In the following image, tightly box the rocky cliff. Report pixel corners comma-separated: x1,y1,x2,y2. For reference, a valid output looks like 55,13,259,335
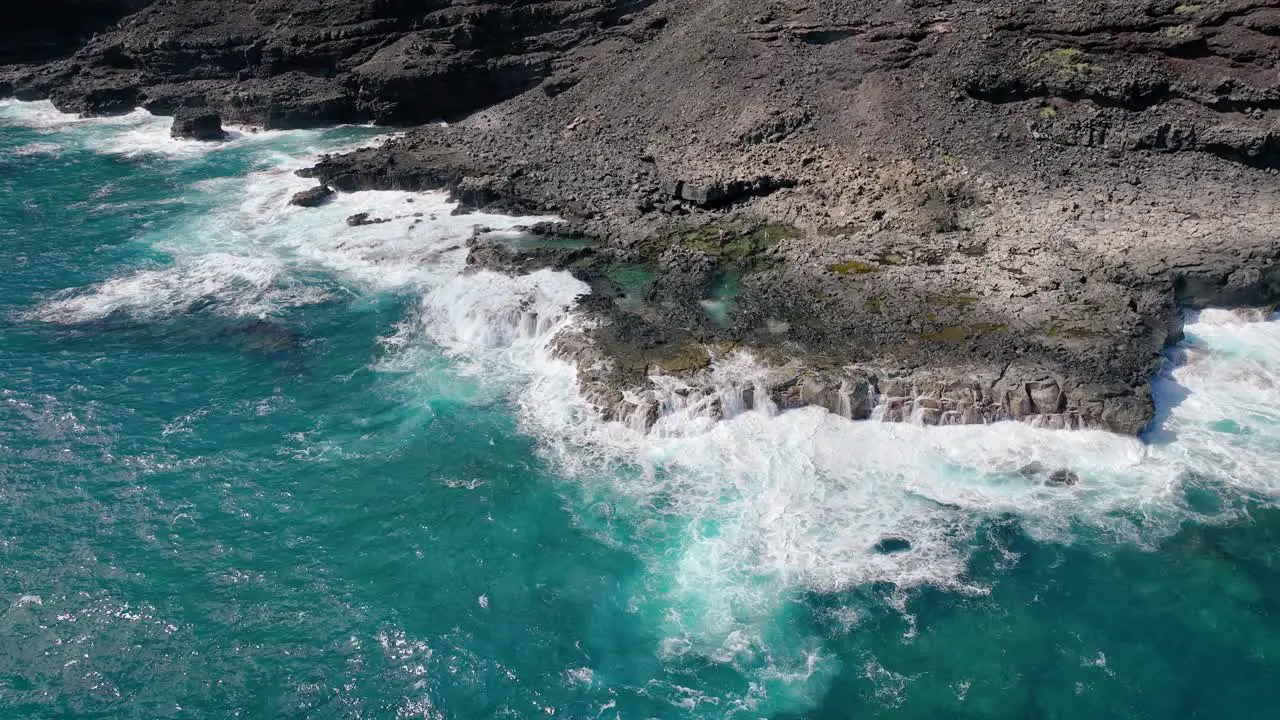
0,1,153,64
6,0,1280,435
2,0,649,125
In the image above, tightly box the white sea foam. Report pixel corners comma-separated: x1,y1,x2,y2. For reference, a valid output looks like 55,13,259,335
11,141,62,157
31,254,322,323
175,168,547,293
0,101,215,158
0,99,392,159
29,151,553,324
23,110,1280,713
409,265,1280,707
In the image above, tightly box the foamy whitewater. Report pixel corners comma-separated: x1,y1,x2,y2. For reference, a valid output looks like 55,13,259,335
4,100,1280,718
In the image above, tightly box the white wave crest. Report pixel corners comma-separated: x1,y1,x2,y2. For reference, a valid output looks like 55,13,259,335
10,141,62,157
20,102,1280,712
30,254,327,323
0,99,393,159
29,141,552,325
423,269,588,356
405,267,1280,707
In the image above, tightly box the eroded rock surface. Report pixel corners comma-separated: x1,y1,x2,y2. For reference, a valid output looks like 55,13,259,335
170,109,226,140
7,0,1280,434
289,185,334,208
1,0,649,126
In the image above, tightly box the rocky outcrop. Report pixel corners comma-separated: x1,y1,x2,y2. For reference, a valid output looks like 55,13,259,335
170,109,226,141
545,314,1156,434
6,0,1280,436
289,185,334,208
0,0,650,127
345,212,389,227
660,176,797,210
0,0,152,65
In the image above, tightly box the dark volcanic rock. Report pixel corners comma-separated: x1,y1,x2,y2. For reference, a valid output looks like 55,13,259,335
67,85,145,117
0,0,151,64
664,176,797,209
316,0,1280,436
1046,469,1081,487
8,0,1280,436
290,185,334,208
2,0,649,127
346,212,389,227
170,110,226,141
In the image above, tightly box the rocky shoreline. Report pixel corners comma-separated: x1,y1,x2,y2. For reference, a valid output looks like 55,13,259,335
5,0,1280,434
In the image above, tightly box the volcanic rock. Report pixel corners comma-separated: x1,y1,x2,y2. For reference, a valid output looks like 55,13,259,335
170,110,226,141
290,185,334,208
345,212,389,227
7,0,1280,435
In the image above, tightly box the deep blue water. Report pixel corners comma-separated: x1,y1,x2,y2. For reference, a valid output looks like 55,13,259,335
3,101,1280,718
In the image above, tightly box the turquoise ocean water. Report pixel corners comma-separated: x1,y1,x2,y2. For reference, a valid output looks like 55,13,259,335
3,100,1280,718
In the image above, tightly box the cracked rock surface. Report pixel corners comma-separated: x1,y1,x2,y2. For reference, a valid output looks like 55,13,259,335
7,0,1280,433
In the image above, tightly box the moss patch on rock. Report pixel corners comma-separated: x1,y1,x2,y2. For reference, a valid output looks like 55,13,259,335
651,343,713,373
927,293,980,307
830,259,880,275
667,220,799,272
1036,48,1095,76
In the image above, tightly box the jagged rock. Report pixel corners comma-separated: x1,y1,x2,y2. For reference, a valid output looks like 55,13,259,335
465,236,593,276
346,212,389,227
290,185,334,208
8,0,1280,437
666,176,797,208
170,110,226,141
1028,379,1065,415
1046,469,1080,487
646,246,718,302
0,0,151,64
525,221,590,239
2,0,651,127
64,84,143,116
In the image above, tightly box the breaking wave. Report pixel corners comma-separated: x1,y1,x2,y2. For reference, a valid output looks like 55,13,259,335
16,98,1280,715
0,99,393,159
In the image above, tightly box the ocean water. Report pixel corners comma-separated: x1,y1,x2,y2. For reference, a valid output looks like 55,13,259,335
3,100,1280,718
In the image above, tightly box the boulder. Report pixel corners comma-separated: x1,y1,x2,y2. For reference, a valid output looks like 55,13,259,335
665,176,797,208
290,185,335,208
170,110,227,141
1046,469,1080,486
1028,379,1065,414
51,84,142,116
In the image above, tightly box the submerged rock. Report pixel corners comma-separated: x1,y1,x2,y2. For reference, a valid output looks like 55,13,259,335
1046,469,1081,487
346,212,389,226
290,185,334,208
874,537,912,554
1016,462,1079,486
1018,462,1047,478
170,110,227,141
218,320,302,354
